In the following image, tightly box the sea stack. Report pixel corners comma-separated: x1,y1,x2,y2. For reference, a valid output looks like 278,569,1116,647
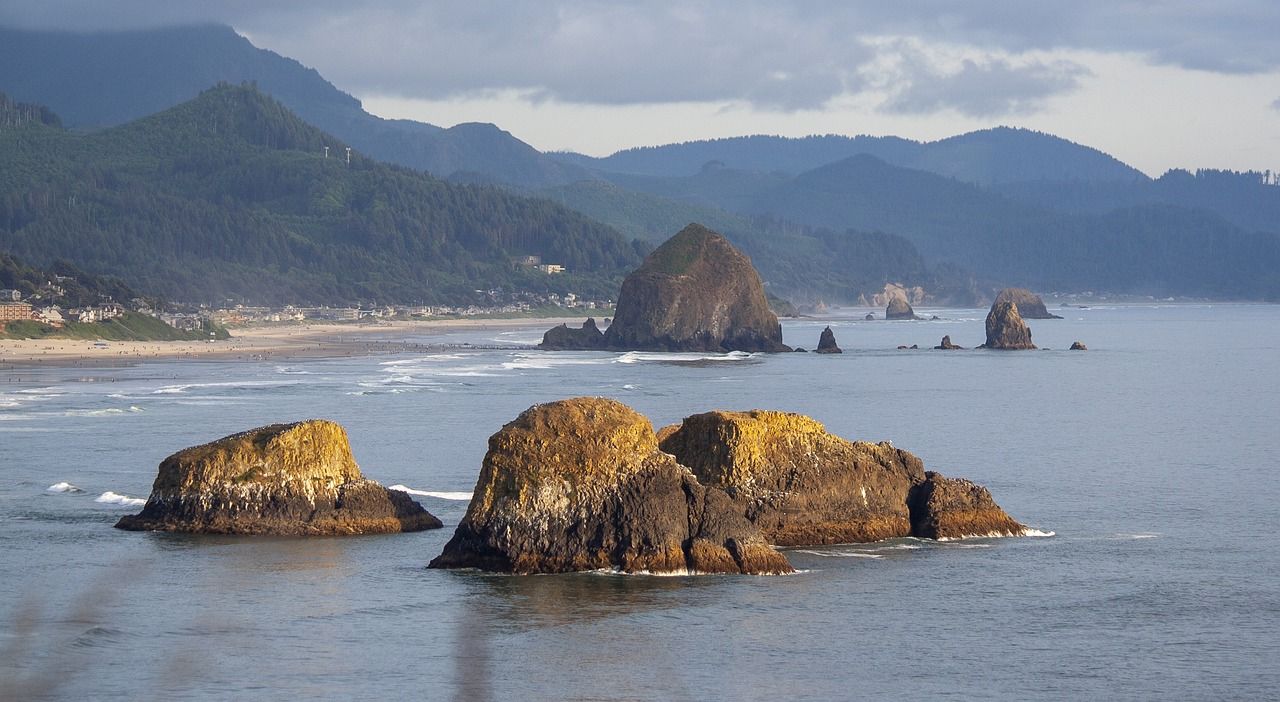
993,288,1062,319
907,473,1027,539
115,420,442,535
540,224,789,352
429,398,793,575
540,317,606,349
935,335,962,350
1070,341,1088,350
815,326,843,354
886,296,915,320
984,301,1036,349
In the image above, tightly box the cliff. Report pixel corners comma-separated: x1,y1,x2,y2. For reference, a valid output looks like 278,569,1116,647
984,300,1037,349
993,288,1061,319
542,224,789,352
428,398,792,575
115,420,441,535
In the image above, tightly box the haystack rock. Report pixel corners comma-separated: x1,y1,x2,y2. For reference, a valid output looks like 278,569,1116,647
984,301,1036,349
660,410,1027,545
1070,341,1088,351
993,288,1062,319
935,335,962,350
540,317,606,349
907,473,1026,539
540,224,789,352
886,297,915,320
429,398,792,575
815,326,842,354
115,420,441,535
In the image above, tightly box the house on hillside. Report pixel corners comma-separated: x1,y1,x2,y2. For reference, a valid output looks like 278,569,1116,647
0,289,21,301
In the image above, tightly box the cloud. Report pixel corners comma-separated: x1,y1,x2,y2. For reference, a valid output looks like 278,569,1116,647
1,1,1277,116
1272,97,1280,112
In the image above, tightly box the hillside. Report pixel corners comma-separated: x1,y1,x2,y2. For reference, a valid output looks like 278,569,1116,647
0,85,640,304
0,24,588,187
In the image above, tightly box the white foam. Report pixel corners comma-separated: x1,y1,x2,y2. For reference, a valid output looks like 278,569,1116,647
63,408,126,417
613,350,755,365
386,485,472,501
1116,532,1160,540
793,549,884,559
95,491,146,507
937,528,1055,541
47,482,84,493
151,380,293,395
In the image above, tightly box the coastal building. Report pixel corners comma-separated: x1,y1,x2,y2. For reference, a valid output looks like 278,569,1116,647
36,307,65,327
535,263,565,274
0,301,34,322
0,289,21,301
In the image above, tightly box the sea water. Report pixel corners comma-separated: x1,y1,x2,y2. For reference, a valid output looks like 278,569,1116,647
1,304,1278,700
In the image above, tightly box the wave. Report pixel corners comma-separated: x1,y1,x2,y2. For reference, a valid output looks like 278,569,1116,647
95,491,146,507
500,353,611,371
274,366,313,375
386,485,473,501
792,549,884,559
63,408,126,417
613,350,755,365
381,354,465,366
936,527,1055,541
1115,532,1160,540
150,380,294,395
47,481,84,493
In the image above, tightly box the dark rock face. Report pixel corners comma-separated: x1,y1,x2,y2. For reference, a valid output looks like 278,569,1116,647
984,300,1036,349
540,224,788,352
429,398,792,575
540,317,606,349
115,420,442,535
907,472,1026,539
935,335,962,350
993,288,1061,319
885,297,915,320
1070,341,1088,350
864,313,875,320
815,326,842,354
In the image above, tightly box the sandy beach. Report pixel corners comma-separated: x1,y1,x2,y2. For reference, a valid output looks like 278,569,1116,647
0,316,591,370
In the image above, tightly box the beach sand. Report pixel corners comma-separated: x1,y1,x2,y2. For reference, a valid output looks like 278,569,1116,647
0,317,591,370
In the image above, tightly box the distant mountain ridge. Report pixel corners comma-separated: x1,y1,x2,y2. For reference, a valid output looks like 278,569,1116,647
0,24,589,187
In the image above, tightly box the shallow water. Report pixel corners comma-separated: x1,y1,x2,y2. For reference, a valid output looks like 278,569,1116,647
2,304,1278,700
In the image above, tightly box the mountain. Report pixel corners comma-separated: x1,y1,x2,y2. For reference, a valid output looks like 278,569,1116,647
555,127,1146,185
597,154,1280,299
0,24,589,187
0,85,640,304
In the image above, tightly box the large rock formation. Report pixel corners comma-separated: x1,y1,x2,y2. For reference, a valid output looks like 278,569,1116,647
660,410,1026,545
429,398,793,575
815,326,842,354
540,317,606,349
540,224,789,352
984,300,1036,349
907,473,1026,539
885,296,916,320
115,420,442,535
993,288,1062,319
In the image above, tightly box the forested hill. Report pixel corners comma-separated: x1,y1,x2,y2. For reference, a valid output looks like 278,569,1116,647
0,24,588,187
0,85,641,305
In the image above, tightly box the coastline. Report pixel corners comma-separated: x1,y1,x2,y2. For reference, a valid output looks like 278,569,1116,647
0,316,590,370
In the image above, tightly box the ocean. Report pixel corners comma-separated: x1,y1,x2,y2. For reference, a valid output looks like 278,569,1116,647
2,304,1278,700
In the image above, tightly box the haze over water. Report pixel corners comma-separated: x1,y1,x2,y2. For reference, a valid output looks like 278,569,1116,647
2,304,1278,700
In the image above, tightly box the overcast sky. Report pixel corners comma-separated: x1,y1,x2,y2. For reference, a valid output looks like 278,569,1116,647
3,1,1279,175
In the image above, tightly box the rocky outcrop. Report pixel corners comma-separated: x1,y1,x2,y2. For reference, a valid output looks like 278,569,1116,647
659,410,925,546
865,313,875,320
1070,341,1088,351
115,420,442,535
935,335,962,350
815,326,842,354
983,301,1036,349
907,473,1026,539
540,318,606,349
660,409,1028,545
540,224,789,353
429,398,792,575
993,288,1061,319
886,297,915,320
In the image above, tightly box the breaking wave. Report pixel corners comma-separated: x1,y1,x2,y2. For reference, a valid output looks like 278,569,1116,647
95,491,146,507
47,481,84,493
386,485,473,501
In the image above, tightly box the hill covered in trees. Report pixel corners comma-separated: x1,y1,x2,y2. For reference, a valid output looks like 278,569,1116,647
0,85,640,305
0,24,588,187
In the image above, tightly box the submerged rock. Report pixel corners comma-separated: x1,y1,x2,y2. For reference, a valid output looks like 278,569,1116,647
935,335,962,350
1070,341,1088,351
540,317,606,350
429,398,792,575
885,297,915,320
984,301,1036,350
815,326,843,354
542,224,788,353
993,288,1061,319
115,420,441,535
907,473,1026,539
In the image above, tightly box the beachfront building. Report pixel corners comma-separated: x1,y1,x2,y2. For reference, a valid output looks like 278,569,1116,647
0,301,34,322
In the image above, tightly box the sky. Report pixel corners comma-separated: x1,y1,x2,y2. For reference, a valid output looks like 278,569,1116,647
3,1,1279,176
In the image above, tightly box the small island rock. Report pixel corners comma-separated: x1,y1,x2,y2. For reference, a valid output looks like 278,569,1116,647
886,297,916,320
115,420,442,535
993,288,1062,319
935,335,962,350
815,326,843,354
864,313,875,321
907,473,1026,539
540,317,606,350
1070,341,1088,351
984,300,1036,349
429,398,792,575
